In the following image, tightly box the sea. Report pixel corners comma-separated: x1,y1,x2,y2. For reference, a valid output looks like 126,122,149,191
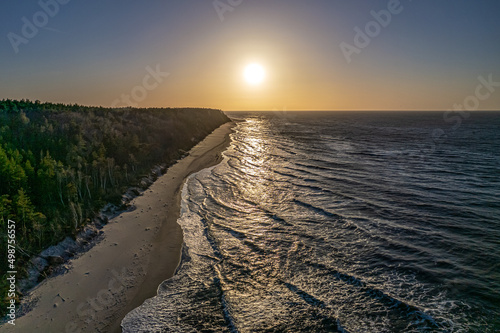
122,111,500,332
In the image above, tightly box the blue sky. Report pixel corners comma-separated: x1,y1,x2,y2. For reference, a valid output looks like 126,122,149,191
1,0,499,110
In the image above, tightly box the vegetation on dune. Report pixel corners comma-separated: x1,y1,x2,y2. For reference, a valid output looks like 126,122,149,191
0,99,230,315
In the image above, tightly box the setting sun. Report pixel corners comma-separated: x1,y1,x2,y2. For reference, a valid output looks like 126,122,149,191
244,63,266,85
2,2,500,332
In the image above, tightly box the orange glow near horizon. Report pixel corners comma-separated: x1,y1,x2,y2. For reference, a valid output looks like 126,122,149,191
2,2,499,111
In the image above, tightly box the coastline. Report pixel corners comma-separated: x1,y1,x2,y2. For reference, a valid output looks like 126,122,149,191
1,121,235,333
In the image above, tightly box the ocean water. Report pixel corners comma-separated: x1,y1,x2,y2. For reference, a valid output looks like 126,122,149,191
122,112,500,332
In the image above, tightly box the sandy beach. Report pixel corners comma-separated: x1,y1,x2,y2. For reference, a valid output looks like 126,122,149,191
1,122,235,333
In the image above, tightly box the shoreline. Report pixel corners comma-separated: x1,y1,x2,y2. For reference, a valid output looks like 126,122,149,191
1,122,235,333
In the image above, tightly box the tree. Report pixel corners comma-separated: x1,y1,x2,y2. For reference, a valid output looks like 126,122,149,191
0,195,12,225
0,99,230,318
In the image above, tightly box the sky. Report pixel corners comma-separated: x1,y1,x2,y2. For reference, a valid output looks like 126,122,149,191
1,0,500,111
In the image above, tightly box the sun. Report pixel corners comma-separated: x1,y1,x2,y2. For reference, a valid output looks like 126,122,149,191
244,63,266,85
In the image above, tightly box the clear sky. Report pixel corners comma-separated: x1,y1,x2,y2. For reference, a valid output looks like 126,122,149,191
1,0,500,111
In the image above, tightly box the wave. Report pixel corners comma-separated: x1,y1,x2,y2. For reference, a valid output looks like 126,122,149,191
123,113,500,332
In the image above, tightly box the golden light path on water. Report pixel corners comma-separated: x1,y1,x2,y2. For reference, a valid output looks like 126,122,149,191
238,119,270,238
123,113,500,332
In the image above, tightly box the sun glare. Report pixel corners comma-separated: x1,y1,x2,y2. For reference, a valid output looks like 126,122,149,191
244,63,266,85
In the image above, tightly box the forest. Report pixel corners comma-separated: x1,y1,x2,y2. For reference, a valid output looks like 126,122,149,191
0,99,230,313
